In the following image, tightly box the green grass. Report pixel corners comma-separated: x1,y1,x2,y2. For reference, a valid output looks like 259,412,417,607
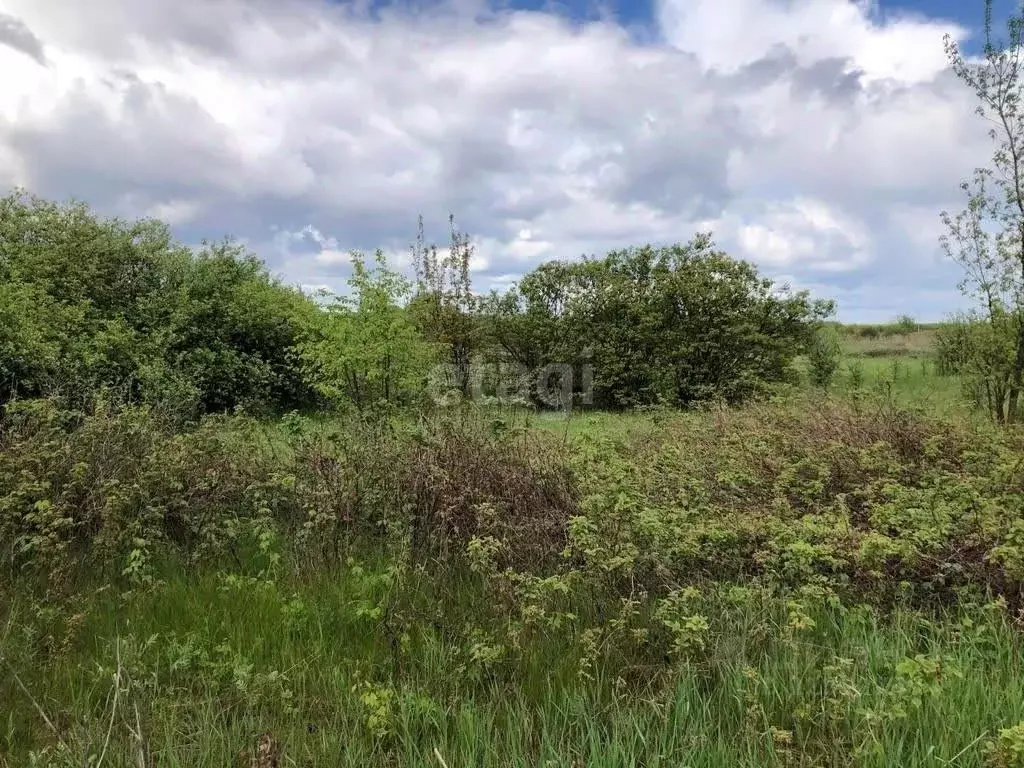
542,326,970,425
3,563,1023,767
831,356,966,413
839,329,940,360
789,326,969,416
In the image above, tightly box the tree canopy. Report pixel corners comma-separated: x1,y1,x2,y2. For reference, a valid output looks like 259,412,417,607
1,191,833,414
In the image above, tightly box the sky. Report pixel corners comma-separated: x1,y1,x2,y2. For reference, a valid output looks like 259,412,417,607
0,0,1018,322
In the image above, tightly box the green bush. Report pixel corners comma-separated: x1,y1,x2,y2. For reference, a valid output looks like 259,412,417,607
488,235,835,409
808,326,843,388
298,251,434,410
895,314,919,334
0,398,578,588
935,313,1021,422
4,395,1024,767
0,191,319,415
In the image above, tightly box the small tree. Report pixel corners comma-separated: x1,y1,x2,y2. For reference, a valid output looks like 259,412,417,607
298,250,433,409
942,2,1024,423
484,236,833,409
807,326,843,389
0,190,320,414
408,215,482,399
895,314,919,335
934,311,1018,414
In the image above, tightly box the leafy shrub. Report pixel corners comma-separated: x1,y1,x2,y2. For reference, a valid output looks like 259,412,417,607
488,235,835,409
0,191,319,415
557,396,1023,605
895,314,919,334
3,191,842,417
10,390,1024,609
986,722,1024,768
808,326,843,389
847,360,866,389
938,314,1021,422
0,398,276,587
402,411,576,565
298,252,434,410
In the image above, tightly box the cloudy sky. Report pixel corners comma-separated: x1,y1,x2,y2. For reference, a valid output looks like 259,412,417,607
0,0,1014,321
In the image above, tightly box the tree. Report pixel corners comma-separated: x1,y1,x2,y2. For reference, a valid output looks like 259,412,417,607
0,190,186,406
408,215,483,400
486,235,833,409
482,261,576,405
895,314,919,335
0,282,63,402
807,326,843,389
942,2,1024,423
650,237,833,406
298,250,433,409
0,190,320,414
164,240,321,414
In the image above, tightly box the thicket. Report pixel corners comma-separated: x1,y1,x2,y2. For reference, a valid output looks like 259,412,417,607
0,192,320,416
1,191,832,415
6,393,1024,607
486,234,834,409
5,147,1024,765
7,1,1024,761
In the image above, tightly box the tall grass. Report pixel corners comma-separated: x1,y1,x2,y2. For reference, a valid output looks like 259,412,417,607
3,563,1023,767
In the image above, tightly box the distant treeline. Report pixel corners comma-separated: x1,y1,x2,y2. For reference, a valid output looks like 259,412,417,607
834,320,941,338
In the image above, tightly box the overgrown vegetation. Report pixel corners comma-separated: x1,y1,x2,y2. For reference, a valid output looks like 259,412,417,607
3,396,1024,766
0,192,320,416
5,4,1024,765
0,191,829,416
485,234,833,409
808,326,843,389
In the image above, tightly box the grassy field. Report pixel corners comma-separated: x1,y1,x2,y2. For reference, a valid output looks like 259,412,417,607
4,325,1024,768
807,326,968,416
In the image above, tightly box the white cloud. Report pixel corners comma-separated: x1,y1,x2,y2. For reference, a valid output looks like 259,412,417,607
731,197,870,272
656,0,959,83
143,198,200,226
0,0,995,319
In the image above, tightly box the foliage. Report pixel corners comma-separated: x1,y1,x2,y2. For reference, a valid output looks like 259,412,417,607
4,170,1024,767
4,559,1023,767
2,192,842,415
0,190,319,415
6,391,1024,605
935,312,1020,417
2,384,1024,766
0,398,578,587
161,240,320,414
986,722,1024,768
895,314,919,335
3,402,1024,767
808,325,843,389
942,4,1024,423
298,250,434,409
489,235,834,409
409,215,483,400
